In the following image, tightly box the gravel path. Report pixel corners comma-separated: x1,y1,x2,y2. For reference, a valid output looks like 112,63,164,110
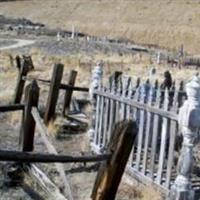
0,39,17,48
0,38,35,50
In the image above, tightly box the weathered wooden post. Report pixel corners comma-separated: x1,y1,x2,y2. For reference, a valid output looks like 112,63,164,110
13,58,30,104
177,80,184,108
109,71,122,91
44,63,64,124
22,55,34,71
136,77,141,88
20,80,39,152
62,70,77,116
15,55,21,70
91,120,138,200
88,62,103,141
170,76,200,200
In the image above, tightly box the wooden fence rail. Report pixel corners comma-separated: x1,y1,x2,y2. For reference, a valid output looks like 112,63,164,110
13,59,30,104
0,104,24,112
22,76,89,92
0,150,111,163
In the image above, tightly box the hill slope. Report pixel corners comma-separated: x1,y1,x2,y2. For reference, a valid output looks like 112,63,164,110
0,0,200,54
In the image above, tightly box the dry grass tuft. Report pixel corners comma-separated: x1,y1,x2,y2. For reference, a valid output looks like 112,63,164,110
7,111,23,127
117,181,143,199
121,174,164,200
47,119,60,136
141,186,164,200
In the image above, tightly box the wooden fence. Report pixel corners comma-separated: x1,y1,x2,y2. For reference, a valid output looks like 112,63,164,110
13,56,89,124
89,63,200,200
0,79,138,200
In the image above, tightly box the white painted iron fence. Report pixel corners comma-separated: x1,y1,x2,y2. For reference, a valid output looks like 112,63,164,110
89,63,200,200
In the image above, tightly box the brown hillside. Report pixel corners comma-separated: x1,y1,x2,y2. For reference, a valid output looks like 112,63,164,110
0,0,200,54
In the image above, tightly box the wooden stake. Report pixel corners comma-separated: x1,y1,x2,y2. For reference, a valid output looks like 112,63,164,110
62,70,77,115
13,59,30,104
0,149,111,163
44,63,64,124
20,81,39,152
15,55,21,70
91,120,138,200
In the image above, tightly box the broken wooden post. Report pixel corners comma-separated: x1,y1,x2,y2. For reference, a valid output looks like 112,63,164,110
91,120,138,200
20,80,39,152
44,63,64,124
177,80,184,108
13,59,30,104
136,77,141,88
170,76,200,200
109,71,122,91
62,70,77,116
88,62,103,140
15,55,21,70
22,55,34,71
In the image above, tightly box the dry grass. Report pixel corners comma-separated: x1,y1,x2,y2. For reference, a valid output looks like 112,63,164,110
121,174,164,200
47,118,60,136
0,49,199,107
0,52,17,104
141,187,164,200
6,110,23,127
27,47,200,86
1,0,200,54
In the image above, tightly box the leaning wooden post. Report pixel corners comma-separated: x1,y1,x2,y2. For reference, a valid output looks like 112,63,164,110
13,58,30,104
20,80,39,152
91,120,138,200
88,62,103,141
44,63,64,124
170,76,200,200
62,70,77,116
15,55,21,70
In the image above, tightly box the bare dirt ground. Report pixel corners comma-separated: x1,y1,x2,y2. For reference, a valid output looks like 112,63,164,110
0,0,200,54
